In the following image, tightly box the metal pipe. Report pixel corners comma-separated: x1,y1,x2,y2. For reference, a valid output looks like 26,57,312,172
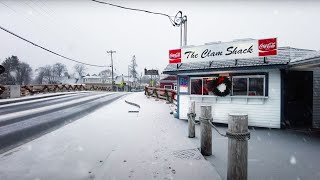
183,16,187,46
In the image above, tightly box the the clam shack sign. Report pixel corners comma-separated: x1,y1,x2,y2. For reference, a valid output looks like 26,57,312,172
169,38,277,64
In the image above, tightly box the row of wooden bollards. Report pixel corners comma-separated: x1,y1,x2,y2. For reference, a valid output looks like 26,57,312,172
187,101,250,180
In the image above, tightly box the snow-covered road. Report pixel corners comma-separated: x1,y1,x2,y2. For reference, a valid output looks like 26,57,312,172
0,92,127,153
0,92,221,180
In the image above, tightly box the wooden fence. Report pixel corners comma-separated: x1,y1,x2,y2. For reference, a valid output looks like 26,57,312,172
0,84,113,99
144,86,177,105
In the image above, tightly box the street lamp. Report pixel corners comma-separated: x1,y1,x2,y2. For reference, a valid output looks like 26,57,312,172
172,11,188,47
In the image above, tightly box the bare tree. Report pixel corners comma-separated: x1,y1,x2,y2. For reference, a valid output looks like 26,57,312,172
129,55,138,84
34,69,45,84
36,65,59,84
16,62,32,85
74,64,86,78
53,63,67,77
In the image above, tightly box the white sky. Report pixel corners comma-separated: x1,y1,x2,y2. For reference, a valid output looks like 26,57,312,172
0,0,319,76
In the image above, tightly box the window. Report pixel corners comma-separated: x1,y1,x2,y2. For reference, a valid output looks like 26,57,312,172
249,78,264,96
232,76,265,96
232,78,247,96
203,78,215,95
191,78,203,95
190,77,217,95
164,85,172,89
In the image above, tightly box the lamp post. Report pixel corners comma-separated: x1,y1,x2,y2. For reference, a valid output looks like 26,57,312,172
172,11,187,47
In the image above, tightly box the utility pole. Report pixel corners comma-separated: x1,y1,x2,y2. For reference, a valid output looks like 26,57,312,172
128,65,130,92
107,50,116,91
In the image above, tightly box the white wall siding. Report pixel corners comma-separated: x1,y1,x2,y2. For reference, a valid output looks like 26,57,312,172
313,69,320,128
179,95,190,119
178,70,281,128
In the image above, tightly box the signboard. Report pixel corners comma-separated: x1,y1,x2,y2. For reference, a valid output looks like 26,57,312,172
179,76,189,94
0,65,5,74
169,38,277,64
169,49,181,64
144,69,159,75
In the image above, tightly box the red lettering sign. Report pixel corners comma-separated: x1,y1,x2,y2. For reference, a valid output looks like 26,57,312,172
169,49,182,64
258,38,277,56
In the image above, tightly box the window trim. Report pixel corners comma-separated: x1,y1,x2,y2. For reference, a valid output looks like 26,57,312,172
232,75,266,97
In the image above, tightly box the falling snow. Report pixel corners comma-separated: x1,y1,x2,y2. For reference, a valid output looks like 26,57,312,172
290,156,297,165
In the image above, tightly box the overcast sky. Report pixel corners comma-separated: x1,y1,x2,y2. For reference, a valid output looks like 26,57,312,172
0,0,320,76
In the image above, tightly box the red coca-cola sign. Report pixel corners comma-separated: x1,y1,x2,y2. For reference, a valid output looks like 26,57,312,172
169,49,181,64
258,38,277,56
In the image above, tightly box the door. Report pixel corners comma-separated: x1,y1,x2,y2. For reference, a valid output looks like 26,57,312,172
283,71,313,129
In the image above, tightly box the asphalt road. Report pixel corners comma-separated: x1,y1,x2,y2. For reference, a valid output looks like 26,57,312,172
0,92,127,154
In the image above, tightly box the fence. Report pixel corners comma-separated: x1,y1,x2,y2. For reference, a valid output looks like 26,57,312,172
144,86,177,105
0,84,113,99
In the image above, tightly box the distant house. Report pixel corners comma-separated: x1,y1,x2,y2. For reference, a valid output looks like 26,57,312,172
82,75,112,84
115,75,136,87
159,75,177,90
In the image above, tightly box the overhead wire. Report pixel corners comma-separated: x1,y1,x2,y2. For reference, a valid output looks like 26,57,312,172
0,25,109,67
0,1,109,68
91,0,181,26
30,0,111,68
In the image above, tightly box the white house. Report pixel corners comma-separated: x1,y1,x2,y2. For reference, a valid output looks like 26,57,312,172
82,74,112,85
164,43,320,129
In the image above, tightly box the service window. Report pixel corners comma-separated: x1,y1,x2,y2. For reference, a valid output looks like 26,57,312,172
249,77,264,96
203,78,215,95
191,78,203,95
232,78,247,96
232,75,265,96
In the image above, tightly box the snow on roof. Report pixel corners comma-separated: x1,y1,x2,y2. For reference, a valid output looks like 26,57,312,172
160,75,177,81
83,75,102,79
290,50,320,63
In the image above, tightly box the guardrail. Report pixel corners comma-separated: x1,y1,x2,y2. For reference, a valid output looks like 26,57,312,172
0,84,113,99
144,86,177,105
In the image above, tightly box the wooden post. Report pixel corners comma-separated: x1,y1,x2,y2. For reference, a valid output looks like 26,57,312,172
188,101,196,138
200,105,212,156
227,113,249,180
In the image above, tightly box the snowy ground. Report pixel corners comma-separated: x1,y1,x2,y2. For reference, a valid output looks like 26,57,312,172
0,92,221,180
170,109,320,180
2,92,318,180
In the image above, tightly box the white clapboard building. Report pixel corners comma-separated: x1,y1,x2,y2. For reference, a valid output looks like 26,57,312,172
164,39,320,129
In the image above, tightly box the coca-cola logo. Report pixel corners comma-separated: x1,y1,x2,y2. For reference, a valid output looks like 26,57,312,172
169,49,182,64
169,49,181,59
170,52,181,59
258,38,277,56
259,42,276,51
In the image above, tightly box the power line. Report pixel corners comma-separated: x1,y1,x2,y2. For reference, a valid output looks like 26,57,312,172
0,25,109,67
91,0,181,26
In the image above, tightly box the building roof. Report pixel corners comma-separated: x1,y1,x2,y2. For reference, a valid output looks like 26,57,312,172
160,75,177,82
163,47,317,75
83,75,102,79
